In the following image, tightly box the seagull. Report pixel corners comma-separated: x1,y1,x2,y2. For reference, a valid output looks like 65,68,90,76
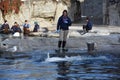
6,46,17,52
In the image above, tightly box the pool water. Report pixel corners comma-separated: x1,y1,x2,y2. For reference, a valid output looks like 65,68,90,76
0,50,120,80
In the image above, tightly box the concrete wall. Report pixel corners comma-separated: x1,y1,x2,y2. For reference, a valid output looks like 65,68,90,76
109,5,120,26
108,1,120,26
81,0,104,24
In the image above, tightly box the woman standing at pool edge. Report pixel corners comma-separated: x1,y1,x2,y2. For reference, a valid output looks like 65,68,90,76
57,10,72,51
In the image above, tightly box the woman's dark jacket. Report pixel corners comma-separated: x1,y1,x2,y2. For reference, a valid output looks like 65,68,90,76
11,25,22,33
33,24,39,32
86,21,93,30
57,15,72,30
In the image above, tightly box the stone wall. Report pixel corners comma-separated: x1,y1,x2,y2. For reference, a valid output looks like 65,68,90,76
0,0,120,27
0,0,81,29
0,10,3,24
69,0,81,22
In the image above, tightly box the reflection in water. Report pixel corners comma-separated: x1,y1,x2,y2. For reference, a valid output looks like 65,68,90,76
57,61,71,80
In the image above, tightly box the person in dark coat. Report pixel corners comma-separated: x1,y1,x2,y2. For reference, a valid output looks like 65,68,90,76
57,10,72,51
83,17,93,33
0,20,10,34
33,22,40,32
11,22,22,34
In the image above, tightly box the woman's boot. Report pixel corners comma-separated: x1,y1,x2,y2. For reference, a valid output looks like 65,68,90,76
62,41,67,51
58,41,62,49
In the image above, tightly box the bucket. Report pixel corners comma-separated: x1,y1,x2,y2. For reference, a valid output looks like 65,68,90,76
87,42,94,52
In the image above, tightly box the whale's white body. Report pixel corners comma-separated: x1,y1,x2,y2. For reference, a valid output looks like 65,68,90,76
45,53,108,62
6,46,17,52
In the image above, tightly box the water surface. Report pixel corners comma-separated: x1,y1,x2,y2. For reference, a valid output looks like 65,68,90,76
0,50,120,80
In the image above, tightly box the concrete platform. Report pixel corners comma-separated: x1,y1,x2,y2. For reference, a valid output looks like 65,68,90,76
0,25,120,56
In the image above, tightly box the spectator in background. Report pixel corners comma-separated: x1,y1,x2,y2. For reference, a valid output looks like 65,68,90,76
0,20,10,34
11,22,22,34
33,22,40,32
23,20,30,36
83,17,93,33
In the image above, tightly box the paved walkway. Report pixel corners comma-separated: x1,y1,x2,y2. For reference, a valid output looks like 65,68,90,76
70,25,120,33
48,24,120,37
